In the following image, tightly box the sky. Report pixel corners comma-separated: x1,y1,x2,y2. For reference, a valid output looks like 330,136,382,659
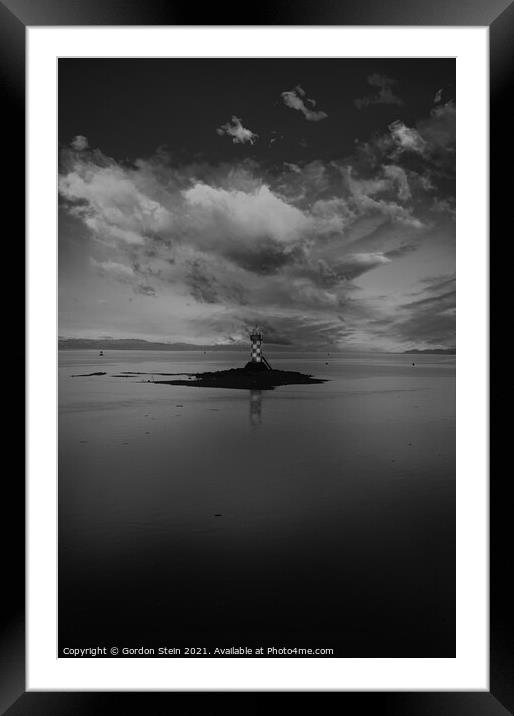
58,59,455,351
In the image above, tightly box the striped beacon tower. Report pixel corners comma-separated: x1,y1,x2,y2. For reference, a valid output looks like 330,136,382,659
249,327,263,364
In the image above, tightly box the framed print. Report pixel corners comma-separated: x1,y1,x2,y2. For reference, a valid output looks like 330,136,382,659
1,0,510,711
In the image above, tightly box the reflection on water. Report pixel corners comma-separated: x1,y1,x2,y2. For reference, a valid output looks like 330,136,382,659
58,350,456,656
249,390,263,427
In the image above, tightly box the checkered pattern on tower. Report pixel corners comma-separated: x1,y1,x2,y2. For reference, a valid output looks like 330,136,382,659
250,330,262,363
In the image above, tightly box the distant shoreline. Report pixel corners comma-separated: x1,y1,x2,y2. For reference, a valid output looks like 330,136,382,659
402,349,455,355
59,339,293,352
58,338,455,355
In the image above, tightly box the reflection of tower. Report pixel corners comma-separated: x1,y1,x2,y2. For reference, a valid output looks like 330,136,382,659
249,390,263,427
250,328,263,364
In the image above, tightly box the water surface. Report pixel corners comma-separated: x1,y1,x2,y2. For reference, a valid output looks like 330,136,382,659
59,350,455,656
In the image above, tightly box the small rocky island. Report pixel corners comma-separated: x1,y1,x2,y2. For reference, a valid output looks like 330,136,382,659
73,330,327,390
155,329,326,391
153,360,326,391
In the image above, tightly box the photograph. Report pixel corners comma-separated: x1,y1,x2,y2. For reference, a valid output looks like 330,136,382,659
57,57,456,658
0,0,504,707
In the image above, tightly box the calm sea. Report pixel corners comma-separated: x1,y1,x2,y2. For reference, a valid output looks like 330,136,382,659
58,350,456,657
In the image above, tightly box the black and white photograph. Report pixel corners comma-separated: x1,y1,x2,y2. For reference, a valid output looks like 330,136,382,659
58,57,456,658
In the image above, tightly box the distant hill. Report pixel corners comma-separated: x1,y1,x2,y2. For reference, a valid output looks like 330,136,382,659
403,348,456,355
58,337,294,352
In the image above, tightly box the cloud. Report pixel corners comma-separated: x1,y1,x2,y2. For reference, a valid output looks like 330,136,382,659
186,259,220,304
354,74,403,109
90,258,134,279
90,259,157,297
390,101,455,162
382,164,411,201
352,99,455,211
331,252,392,281
183,182,310,245
135,284,157,296
433,88,443,104
283,162,301,174
281,85,328,122
268,130,285,147
384,244,417,260
216,116,258,144
388,120,427,155
71,135,89,151
59,160,173,246
418,100,456,154
344,166,423,228
61,149,428,296
389,274,456,348
59,100,453,350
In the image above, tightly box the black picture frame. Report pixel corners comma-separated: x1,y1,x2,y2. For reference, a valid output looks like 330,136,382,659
2,0,509,711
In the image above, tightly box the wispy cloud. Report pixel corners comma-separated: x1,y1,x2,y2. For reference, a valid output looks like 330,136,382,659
281,85,328,122
390,274,456,348
90,258,134,279
90,259,157,297
354,74,403,110
70,135,89,151
216,116,258,144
